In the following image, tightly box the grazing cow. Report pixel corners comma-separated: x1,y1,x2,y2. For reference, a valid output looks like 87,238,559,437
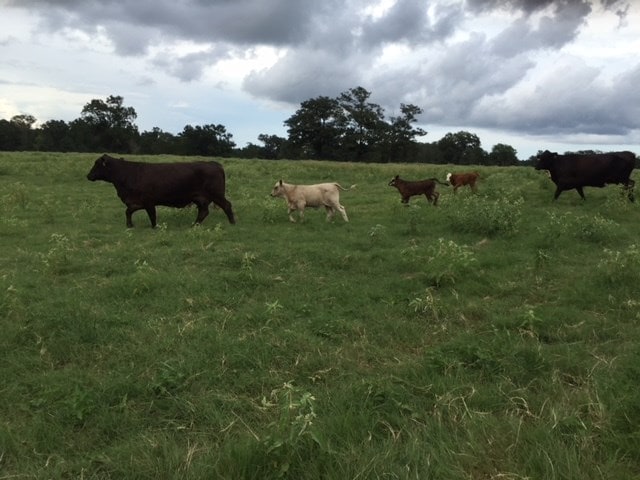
87,154,235,227
388,175,448,205
535,150,636,201
446,172,480,193
270,180,355,222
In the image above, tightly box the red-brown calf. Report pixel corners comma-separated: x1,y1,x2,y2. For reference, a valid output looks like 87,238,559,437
388,175,448,205
446,172,480,193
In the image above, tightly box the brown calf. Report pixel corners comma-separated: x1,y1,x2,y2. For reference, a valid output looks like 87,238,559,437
446,172,480,193
388,175,448,205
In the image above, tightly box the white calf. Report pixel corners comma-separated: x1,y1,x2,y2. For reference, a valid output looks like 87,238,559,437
270,180,355,222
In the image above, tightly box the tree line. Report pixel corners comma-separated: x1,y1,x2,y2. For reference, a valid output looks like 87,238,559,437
0,88,522,165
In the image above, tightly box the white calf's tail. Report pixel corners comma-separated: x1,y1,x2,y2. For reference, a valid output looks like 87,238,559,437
336,183,357,191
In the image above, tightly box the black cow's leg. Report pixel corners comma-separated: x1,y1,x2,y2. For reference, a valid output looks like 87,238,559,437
576,187,586,200
626,179,635,202
552,187,563,201
125,206,139,228
144,206,157,228
213,196,236,224
194,202,209,225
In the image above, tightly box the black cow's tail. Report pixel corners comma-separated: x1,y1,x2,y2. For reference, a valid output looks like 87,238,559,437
430,178,449,186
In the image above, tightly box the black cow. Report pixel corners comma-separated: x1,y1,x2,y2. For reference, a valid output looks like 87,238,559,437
87,154,235,227
535,150,636,202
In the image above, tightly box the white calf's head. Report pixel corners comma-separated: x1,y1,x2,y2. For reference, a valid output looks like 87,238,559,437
271,180,287,198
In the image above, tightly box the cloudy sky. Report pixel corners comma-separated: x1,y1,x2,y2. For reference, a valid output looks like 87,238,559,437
1,0,639,159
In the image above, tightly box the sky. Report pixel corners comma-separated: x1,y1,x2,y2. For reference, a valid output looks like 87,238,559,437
1,0,639,160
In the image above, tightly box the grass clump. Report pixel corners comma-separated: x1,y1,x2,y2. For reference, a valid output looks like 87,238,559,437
402,237,477,287
598,243,640,285
447,195,523,236
544,210,619,243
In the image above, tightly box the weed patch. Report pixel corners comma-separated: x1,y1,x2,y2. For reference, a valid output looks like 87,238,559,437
447,195,523,236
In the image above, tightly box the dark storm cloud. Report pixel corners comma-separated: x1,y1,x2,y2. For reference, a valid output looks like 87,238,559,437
360,0,463,46
152,46,232,82
489,1,591,57
3,0,639,145
471,63,640,136
465,0,628,14
5,0,321,52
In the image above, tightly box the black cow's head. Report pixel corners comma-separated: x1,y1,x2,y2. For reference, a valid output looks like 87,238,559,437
388,175,400,187
535,150,557,171
87,154,117,182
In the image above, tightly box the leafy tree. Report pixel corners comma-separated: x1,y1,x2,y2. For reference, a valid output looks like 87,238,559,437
35,120,72,151
488,143,519,165
284,96,344,159
11,114,36,129
437,131,486,164
383,103,427,162
178,124,235,156
7,114,37,150
0,119,22,151
338,86,385,161
139,127,177,155
80,95,139,152
257,134,287,159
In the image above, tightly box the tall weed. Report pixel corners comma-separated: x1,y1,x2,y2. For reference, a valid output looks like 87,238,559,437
597,243,640,284
260,382,327,476
447,195,523,236
402,238,476,287
542,211,619,244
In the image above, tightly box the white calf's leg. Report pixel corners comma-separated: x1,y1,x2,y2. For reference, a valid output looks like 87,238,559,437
337,204,349,222
288,207,297,222
325,206,335,221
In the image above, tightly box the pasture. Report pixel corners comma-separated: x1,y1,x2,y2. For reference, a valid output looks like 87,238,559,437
1,152,639,479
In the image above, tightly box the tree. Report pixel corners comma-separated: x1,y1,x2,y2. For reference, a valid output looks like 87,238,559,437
284,96,344,159
383,103,427,162
338,86,386,161
35,120,72,151
178,124,235,156
257,134,287,159
8,114,37,150
80,95,139,152
437,131,486,164
139,127,177,155
488,143,519,166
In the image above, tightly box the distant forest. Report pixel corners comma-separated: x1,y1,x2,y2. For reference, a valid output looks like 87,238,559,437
0,87,526,165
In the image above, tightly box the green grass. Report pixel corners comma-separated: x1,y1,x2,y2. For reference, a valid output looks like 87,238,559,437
1,151,639,479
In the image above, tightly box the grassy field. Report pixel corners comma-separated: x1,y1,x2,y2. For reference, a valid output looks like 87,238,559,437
1,151,639,479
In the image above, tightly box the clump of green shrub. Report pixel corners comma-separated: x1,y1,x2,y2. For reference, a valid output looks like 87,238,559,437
597,243,640,284
40,233,74,274
260,382,327,476
402,238,477,287
262,198,282,223
447,196,523,236
543,211,618,243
